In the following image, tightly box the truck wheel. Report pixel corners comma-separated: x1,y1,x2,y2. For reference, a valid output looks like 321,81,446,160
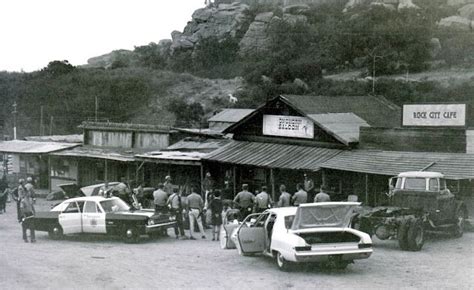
123,227,139,243
276,252,292,271
48,224,64,240
452,208,467,238
407,218,424,251
397,218,410,251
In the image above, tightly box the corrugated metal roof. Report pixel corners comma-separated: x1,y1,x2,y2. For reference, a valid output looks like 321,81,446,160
25,134,83,143
320,150,474,180
308,113,370,145
0,140,80,154
80,121,171,133
282,95,401,128
51,146,140,162
167,138,230,152
136,151,207,162
208,109,255,123
203,141,342,171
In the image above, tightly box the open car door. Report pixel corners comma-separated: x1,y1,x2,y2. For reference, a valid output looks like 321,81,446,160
237,213,268,255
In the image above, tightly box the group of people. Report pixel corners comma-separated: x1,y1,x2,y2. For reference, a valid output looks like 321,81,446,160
153,175,224,241
232,174,331,220
3,177,37,243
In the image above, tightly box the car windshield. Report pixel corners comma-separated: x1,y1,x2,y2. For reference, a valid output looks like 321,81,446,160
100,198,130,213
404,178,426,190
291,203,358,230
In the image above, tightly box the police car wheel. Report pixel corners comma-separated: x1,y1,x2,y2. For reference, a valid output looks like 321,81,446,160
123,227,139,243
48,225,63,240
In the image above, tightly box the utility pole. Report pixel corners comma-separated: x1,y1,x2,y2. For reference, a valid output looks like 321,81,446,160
12,102,17,140
40,106,44,136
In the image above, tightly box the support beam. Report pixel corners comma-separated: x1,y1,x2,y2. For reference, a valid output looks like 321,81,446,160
233,166,237,198
365,174,369,205
104,159,108,184
270,168,275,202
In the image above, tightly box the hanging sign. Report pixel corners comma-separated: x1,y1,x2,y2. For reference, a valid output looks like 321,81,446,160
263,115,314,139
403,104,466,127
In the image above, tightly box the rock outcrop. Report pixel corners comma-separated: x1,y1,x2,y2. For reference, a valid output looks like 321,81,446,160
344,0,419,12
86,50,134,69
438,15,473,30
171,2,251,53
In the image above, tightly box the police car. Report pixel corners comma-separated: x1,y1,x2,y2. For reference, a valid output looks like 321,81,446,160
33,196,176,243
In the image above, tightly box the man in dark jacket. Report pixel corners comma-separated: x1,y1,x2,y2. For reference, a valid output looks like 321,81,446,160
19,183,36,243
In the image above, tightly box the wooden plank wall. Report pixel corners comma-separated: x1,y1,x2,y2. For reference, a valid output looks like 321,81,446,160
359,127,467,153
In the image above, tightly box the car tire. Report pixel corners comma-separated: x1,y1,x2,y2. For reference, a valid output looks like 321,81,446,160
275,252,291,271
452,208,467,238
48,224,64,240
397,218,410,251
123,227,139,243
407,218,424,251
332,261,350,270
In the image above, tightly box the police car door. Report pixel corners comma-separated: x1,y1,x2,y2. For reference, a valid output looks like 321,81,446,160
82,201,106,234
59,201,83,234
237,213,268,254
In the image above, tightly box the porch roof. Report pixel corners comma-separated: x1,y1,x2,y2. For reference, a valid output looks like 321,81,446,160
0,140,80,154
51,146,141,162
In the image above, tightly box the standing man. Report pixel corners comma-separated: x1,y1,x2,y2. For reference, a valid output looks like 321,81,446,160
19,181,36,243
25,177,36,200
153,183,168,213
233,184,255,220
0,175,8,213
292,184,307,206
167,188,186,239
114,177,130,202
277,184,291,207
303,173,315,202
163,175,174,196
202,172,214,229
314,185,331,202
187,186,206,240
254,186,272,213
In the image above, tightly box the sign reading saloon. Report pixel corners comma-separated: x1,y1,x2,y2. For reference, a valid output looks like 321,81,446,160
263,115,314,139
403,104,466,127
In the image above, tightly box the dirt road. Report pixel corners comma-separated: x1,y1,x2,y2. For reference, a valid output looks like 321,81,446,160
0,200,472,289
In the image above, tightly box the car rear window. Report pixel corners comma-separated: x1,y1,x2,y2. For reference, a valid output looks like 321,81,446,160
404,178,426,190
285,215,295,229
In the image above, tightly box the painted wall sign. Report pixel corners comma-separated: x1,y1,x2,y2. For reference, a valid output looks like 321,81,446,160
263,115,314,139
402,104,466,126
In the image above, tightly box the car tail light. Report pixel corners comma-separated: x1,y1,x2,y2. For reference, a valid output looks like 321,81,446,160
295,246,312,251
148,219,155,225
358,243,372,249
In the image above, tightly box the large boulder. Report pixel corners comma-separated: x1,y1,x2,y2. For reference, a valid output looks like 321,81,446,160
239,12,276,56
398,0,419,10
282,4,310,15
171,2,250,53
86,49,134,69
438,15,473,30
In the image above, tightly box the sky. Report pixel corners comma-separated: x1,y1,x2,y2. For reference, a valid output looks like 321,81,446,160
0,0,204,72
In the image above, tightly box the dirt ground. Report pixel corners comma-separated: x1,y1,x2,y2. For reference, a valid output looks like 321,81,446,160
0,199,472,289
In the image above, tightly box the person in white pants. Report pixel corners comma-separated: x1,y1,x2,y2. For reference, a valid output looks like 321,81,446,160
187,187,206,240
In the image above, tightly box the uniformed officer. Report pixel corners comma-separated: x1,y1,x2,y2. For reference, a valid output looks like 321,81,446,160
163,175,174,196
19,179,36,243
186,186,206,240
292,184,307,206
233,184,255,220
254,186,273,213
167,188,186,239
277,184,291,207
153,183,168,213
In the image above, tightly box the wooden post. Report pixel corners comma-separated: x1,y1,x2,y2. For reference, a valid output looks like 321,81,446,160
104,159,108,183
270,168,275,201
48,155,51,192
322,170,327,187
200,164,204,197
365,174,369,205
233,166,237,198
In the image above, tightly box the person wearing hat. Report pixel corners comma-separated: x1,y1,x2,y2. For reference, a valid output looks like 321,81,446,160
233,184,255,220
167,187,186,239
314,185,331,203
19,178,36,242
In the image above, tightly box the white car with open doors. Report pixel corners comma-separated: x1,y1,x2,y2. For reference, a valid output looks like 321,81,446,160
232,202,373,271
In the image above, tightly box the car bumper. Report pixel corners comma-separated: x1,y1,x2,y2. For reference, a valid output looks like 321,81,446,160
145,221,177,233
292,246,373,263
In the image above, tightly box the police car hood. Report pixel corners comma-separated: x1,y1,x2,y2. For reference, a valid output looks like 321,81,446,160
291,202,360,231
112,209,156,218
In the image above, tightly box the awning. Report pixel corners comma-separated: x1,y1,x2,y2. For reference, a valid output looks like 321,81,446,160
203,141,342,171
0,140,80,154
51,146,139,162
320,150,474,180
135,151,207,166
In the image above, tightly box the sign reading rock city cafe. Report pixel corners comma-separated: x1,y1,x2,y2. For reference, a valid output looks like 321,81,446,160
263,115,314,139
403,104,466,127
